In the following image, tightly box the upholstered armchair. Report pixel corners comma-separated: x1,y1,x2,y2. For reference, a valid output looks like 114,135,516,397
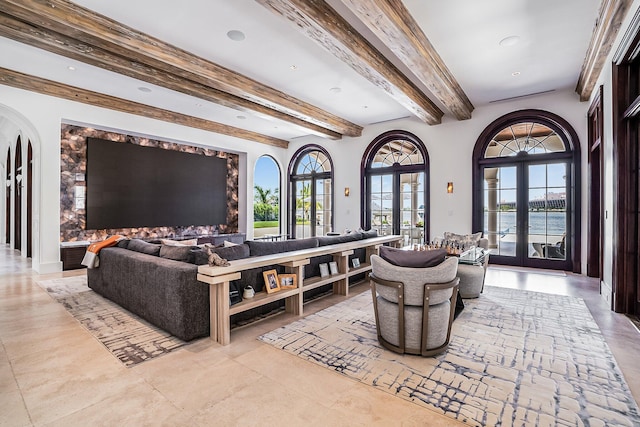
369,255,459,356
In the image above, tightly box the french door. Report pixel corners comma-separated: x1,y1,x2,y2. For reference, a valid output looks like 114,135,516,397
473,111,581,273
368,170,425,243
482,160,572,270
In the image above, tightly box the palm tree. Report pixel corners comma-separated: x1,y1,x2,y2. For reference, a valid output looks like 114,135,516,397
254,185,273,205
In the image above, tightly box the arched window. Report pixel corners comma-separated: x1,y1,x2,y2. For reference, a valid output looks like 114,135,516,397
288,146,333,238
472,109,581,272
362,130,429,244
253,155,281,239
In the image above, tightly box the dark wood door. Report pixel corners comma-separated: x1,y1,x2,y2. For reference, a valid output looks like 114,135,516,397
27,141,32,258
14,137,21,251
587,87,603,279
5,149,9,244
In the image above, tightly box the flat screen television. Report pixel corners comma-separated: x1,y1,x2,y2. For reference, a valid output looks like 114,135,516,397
86,138,227,230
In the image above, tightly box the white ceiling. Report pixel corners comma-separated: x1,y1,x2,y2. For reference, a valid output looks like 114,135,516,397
0,0,602,141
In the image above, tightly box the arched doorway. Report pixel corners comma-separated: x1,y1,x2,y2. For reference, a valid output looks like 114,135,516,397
472,110,581,272
14,136,21,252
0,103,40,268
362,130,429,244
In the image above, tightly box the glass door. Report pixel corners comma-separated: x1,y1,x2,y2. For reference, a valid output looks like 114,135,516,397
527,162,568,263
315,177,332,236
294,179,312,238
400,172,424,245
369,174,393,236
484,166,517,259
483,162,570,269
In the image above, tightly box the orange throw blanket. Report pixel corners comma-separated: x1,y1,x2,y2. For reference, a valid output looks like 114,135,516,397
81,235,125,268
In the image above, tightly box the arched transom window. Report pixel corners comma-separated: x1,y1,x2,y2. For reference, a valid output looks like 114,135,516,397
485,122,566,158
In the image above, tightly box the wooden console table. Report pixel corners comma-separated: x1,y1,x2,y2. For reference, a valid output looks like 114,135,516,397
197,235,402,345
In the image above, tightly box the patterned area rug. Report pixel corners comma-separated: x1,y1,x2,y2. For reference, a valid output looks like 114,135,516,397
37,276,186,367
259,286,640,427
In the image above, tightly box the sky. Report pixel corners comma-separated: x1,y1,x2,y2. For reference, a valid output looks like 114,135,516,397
254,156,280,193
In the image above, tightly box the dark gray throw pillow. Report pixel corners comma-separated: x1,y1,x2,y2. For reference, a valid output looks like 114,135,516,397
127,239,161,256
116,239,130,249
379,246,446,268
361,229,378,239
191,243,251,265
214,244,250,261
159,244,194,262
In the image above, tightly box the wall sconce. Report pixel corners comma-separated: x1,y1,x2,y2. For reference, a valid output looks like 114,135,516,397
447,182,454,194
344,187,350,197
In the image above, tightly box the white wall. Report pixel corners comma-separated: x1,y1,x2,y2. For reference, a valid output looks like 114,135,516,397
586,0,640,297
288,89,589,271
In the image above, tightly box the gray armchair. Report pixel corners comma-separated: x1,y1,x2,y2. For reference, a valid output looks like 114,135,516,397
369,255,459,356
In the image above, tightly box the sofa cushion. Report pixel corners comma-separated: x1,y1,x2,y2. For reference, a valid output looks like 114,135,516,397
316,232,362,246
127,239,161,256
379,246,446,268
161,238,198,246
159,244,195,262
443,231,482,248
246,238,318,256
192,243,251,265
360,229,378,239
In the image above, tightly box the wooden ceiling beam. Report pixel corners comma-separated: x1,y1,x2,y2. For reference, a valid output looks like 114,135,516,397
0,0,362,138
336,0,473,120
0,67,289,148
576,0,633,101
256,0,444,125
0,12,341,140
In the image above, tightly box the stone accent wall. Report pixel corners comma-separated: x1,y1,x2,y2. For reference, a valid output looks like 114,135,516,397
60,124,239,242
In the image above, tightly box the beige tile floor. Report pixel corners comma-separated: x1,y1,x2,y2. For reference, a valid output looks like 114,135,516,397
1,246,639,426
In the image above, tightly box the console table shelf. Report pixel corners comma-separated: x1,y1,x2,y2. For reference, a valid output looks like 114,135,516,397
303,273,346,291
197,235,402,345
347,262,372,278
229,287,300,316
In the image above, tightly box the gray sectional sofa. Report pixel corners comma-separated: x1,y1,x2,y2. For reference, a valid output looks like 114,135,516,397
87,230,379,341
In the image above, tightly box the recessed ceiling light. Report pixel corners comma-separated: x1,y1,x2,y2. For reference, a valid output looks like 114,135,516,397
499,36,520,47
329,87,342,94
363,105,368,109
290,65,298,71
67,66,76,71
236,115,246,120
138,86,152,93
512,71,521,76
227,30,245,41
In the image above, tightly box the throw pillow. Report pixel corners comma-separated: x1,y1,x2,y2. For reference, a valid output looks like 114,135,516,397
191,244,251,265
360,229,378,239
223,240,238,247
127,239,161,256
159,244,194,262
160,238,198,246
379,246,446,268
